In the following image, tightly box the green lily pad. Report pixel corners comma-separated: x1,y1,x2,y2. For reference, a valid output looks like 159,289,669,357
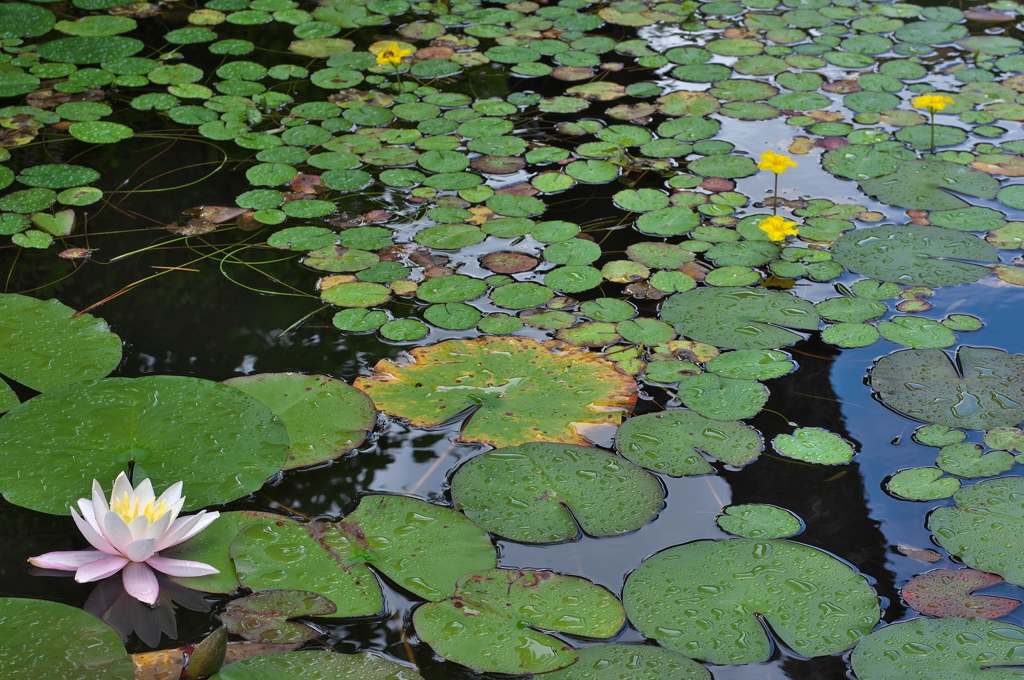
354,337,636,447
615,409,763,475
0,376,288,514
490,282,554,309
935,442,1014,478
822,145,902,180
887,467,961,500
321,282,391,307
0,188,57,214
676,373,769,420
0,3,56,39
859,161,1000,211
870,346,1024,430
832,225,999,287
210,650,422,680
541,645,710,680
68,121,134,144
716,504,803,539
850,617,1024,680
17,164,99,189
38,36,143,63
878,316,957,348
624,539,880,664
773,427,856,464
222,373,375,470
688,155,758,178
706,349,794,380
450,442,663,542
930,476,1024,586
916,424,967,447
417,275,487,303
222,590,337,643
661,287,821,350
816,297,887,323
0,598,133,679
0,294,121,392
413,569,625,674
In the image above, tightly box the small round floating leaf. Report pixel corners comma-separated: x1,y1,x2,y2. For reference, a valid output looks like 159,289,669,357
451,442,662,542
888,467,961,500
0,293,121,392
0,73,40,98
0,3,55,39
487,194,545,218
902,568,1019,619
0,376,288,514
773,427,855,464
281,200,335,219
224,373,375,469
423,303,480,330
353,337,636,448
544,266,602,292
414,224,484,249
565,160,620,183
870,346,1024,430
688,154,758,178
635,207,700,236
661,287,820,350
616,409,763,474
617,318,675,345
706,350,794,380
943,314,983,332
581,298,636,322
379,319,428,342
333,308,387,332
832,225,998,287
557,322,622,348
221,590,339,643
0,598,134,679
417,275,487,303
289,38,355,58
822,323,880,348
38,36,143,63
0,188,56,214
936,442,1014,478
816,297,887,323
677,374,768,420
851,617,1024,680
68,121,133,144
624,539,880,665
613,188,669,212
541,645,711,680
414,569,624,675
543,239,601,265
321,282,391,308
878,316,956,348
717,504,803,539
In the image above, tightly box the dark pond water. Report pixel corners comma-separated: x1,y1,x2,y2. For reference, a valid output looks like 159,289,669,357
6,0,1024,678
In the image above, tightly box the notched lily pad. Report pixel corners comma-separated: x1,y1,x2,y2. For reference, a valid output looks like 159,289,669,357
624,539,880,665
901,569,1019,619
859,160,1000,211
773,428,855,464
413,569,625,674
870,346,1024,430
222,590,335,643
541,644,711,680
450,442,663,543
716,504,803,539
209,650,423,680
354,337,637,447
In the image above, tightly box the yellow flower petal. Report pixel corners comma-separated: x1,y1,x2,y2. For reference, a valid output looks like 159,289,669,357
758,215,799,241
375,42,412,66
757,150,798,174
912,94,955,114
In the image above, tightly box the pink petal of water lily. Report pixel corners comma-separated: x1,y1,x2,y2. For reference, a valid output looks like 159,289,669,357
102,508,135,556
123,561,159,605
28,549,107,571
71,507,118,555
75,554,130,583
146,555,220,577
156,511,220,551
121,537,159,563
91,478,110,517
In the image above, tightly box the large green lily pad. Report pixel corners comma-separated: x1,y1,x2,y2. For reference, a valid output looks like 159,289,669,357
209,650,424,680
541,645,711,680
615,409,763,475
929,476,1024,586
223,373,375,470
0,293,122,392
0,598,133,680
660,287,820,350
623,539,880,664
870,347,1024,430
353,337,637,447
413,569,625,674
832,225,998,287
850,617,1024,679
450,442,663,543
859,160,1000,211
0,376,289,514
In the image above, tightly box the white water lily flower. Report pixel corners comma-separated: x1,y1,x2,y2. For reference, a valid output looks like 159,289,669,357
29,472,220,605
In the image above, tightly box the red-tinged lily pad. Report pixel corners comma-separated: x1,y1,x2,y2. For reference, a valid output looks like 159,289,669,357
222,590,336,643
413,569,626,674
480,251,538,273
902,569,1020,618
353,337,636,447
223,373,375,470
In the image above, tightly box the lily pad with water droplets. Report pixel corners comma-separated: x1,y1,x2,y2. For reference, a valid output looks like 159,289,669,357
222,590,336,643
661,287,820,350
676,373,769,420
859,161,1000,211
413,569,625,674
773,428,855,464
624,539,880,665
870,346,1024,430
541,645,711,680
929,476,1024,586
832,225,998,287
354,337,636,447
0,598,134,680
0,293,122,392
209,650,424,680
887,468,961,501
716,504,803,539
223,373,375,470
901,568,1019,619
850,617,1024,680
450,442,662,543
615,409,763,475
0,376,289,514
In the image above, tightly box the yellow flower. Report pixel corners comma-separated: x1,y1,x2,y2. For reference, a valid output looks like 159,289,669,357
376,42,412,66
758,215,799,241
912,94,955,114
758,150,798,174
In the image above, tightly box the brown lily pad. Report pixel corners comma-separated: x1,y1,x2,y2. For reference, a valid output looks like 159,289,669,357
480,251,539,274
902,569,1020,618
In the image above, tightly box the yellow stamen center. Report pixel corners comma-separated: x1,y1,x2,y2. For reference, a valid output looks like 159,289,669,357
111,492,170,523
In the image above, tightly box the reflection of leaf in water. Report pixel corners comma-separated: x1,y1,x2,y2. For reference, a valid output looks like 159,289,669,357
354,337,636,447
870,346,1024,430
